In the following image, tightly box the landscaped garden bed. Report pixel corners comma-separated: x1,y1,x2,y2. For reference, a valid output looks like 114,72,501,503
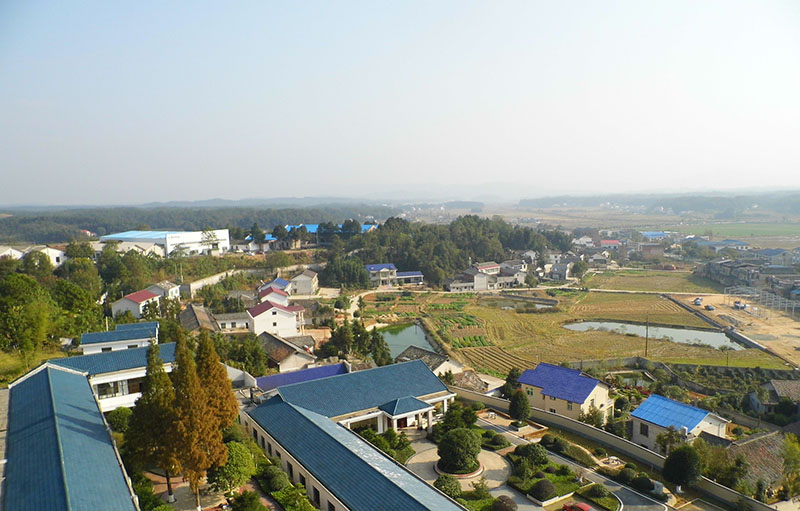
506,443,588,504
575,483,621,511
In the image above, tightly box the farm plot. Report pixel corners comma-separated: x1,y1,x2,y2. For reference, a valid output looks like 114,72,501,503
459,346,537,374
570,292,709,328
584,271,723,293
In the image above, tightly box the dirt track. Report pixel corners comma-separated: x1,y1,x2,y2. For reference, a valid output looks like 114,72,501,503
675,294,800,367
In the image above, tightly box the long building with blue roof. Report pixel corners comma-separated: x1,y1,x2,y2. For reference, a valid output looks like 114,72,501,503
242,360,460,511
100,228,230,255
519,363,613,423
256,362,348,393
4,365,138,511
79,321,159,354
51,343,176,411
630,394,728,453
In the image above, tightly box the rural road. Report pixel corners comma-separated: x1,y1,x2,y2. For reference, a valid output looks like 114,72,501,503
477,418,668,511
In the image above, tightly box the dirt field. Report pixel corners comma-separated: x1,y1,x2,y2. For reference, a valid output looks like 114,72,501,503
676,293,800,367
584,270,723,293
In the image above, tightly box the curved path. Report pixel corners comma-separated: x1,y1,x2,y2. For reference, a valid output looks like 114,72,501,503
405,440,512,491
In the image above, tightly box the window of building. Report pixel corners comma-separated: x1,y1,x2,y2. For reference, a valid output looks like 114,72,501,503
549,396,556,400
231,322,237,328
220,323,226,329
299,474,306,487
313,487,321,507
327,502,335,511
127,377,145,394
267,443,272,455
549,408,556,413
276,451,281,459
101,347,112,353
273,322,277,327
128,344,139,350
567,402,573,411
252,429,258,440
260,436,265,449
639,423,649,437
96,381,122,399
287,463,294,480
526,389,532,396
272,311,277,315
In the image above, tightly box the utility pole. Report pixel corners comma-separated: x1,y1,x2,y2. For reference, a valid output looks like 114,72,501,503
645,313,649,358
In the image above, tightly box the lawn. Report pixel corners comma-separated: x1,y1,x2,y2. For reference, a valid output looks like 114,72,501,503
0,348,67,386
584,271,723,294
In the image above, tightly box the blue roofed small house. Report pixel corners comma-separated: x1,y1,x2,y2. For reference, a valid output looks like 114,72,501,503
518,363,613,423
630,394,729,453
79,321,159,354
365,263,398,286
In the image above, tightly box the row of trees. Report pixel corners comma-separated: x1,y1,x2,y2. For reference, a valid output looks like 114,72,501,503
126,331,239,509
317,319,392,365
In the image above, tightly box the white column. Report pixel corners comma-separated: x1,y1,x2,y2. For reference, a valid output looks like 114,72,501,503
377,415,385,434
427,409,433,433
391,418,398,432
443,399,448,413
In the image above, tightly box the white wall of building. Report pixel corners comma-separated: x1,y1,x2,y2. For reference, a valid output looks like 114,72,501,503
249,308,299,338
81,338,151,355
111,296,159,319
521,382,613,423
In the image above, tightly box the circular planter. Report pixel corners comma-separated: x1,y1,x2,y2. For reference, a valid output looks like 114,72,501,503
434,460,484,479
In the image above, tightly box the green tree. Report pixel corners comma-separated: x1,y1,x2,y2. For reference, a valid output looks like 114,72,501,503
250,223,265,243
783,434,800,497
264,252,292,272
20,251,54,279
195,330,239,432
126,343,182,501
107,406,133,433
57,257,103,298
571,260,589,279
230,490,268,511
437,428,481,473
433,474,462,498
500,367,522,399
209,441,256,494
65,241,95,258
664,445,702,489
369,329,392,366
271,225,288,241
509,390,531,424
173,334,227,509
655,426,684,455
578,404,605,428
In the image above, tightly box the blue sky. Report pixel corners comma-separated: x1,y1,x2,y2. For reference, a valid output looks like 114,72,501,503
1,1,799,205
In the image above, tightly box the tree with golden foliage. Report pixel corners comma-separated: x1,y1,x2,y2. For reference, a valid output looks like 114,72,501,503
195,330,239,431
173,334,227,511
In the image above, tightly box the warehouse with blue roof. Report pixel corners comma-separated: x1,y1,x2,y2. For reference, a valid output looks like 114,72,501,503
631,394,729,453
100,228,230,255
518,362,614,423
4,365,138,511
242,360,461,511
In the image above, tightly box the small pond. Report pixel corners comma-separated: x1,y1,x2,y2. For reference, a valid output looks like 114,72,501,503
563,321,743,350
380,323,436,357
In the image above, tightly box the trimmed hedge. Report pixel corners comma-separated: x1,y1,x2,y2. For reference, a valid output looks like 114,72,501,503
529,479,556,501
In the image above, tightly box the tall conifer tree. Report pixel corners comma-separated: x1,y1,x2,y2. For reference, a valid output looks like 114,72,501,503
195,330,239,431
173,334,226,510
127,342,181,501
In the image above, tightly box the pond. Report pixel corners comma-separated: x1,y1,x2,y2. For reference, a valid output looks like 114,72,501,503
379,323,437,357
563,321,744,350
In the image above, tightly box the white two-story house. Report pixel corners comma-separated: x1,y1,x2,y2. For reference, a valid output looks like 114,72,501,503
519,363,613,423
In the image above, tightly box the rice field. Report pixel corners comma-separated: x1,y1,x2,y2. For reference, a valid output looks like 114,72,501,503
584,270,724,293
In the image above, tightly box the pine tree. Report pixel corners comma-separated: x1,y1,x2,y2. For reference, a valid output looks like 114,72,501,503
370,329,392,366
173,334,227,510
195,330,239,431
126,342,181,501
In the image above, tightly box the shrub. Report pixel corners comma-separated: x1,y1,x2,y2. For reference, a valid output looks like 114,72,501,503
438,428,481,473
556,464,572,477
434,474,462,499
231,491,268,511
492,495,519,511
593,447,607,457
545,465,557,474
491,434,510,448
551,437,570,454
617,468,636,485
586,484,611,498
106,407,133,433
624,462,638,471
263,466,290,492
471,476,491,500
632,476,655,492
534,471,547,479
663,445,702,487
541,434,555,446
514,443,549,466
529,479,556,501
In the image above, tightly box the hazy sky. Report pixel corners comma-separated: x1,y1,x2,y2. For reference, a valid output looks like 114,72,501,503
2,1,799,205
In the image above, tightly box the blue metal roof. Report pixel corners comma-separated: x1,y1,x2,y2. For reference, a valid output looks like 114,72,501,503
80,322,158,345
100,230,184,240
365,263,397,272
640,231,668,239
396,271,423,277
266,278,290,289
378,396,433,416
277,360,448,418
361,224,376,233
248,397,464,511
115,321,159,331
51,343,176,375
5,366,137,511
631,394,710,431
518,363,601,404
256,363,348,392
759,248,788,256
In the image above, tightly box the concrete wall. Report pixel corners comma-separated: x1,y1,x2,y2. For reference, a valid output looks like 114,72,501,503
448,386,775,511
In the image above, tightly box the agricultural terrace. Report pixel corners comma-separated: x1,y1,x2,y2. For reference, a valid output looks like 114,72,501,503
584,270,724,293
358,290,787,374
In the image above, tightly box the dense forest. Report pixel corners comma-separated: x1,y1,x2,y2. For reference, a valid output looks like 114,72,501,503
322,215,572,286
0,204,398,244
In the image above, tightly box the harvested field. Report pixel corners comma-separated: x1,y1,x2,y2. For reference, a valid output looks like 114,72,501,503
570,292,710,328
452,327,487,338
459,346,537,374
584,270,723,293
